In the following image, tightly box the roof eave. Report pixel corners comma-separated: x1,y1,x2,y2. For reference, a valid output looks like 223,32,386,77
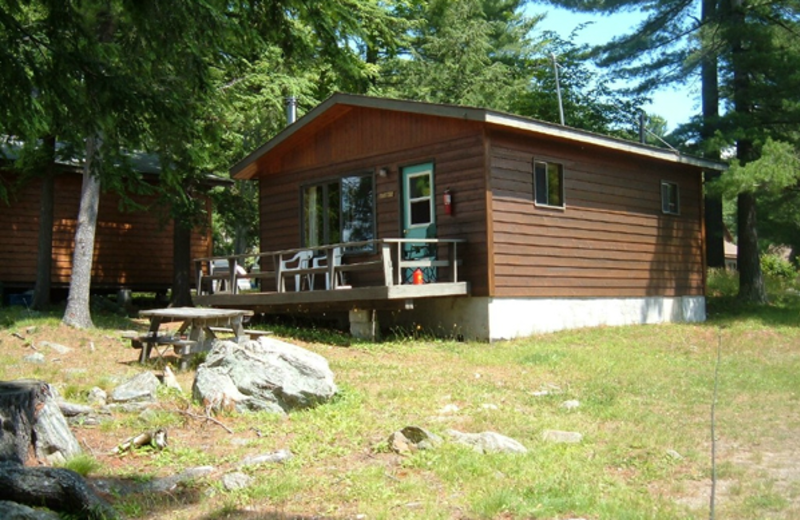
484,113,726,171
230,93,727,179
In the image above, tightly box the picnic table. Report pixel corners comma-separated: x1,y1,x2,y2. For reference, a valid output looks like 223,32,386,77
133,307,255,369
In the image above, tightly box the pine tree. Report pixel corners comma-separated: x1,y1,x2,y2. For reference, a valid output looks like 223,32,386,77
379,0,540,111
544,0,800,302
1,1,229,327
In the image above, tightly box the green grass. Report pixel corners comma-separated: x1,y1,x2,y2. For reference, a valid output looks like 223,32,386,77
59,453,102,476
2,282,800,519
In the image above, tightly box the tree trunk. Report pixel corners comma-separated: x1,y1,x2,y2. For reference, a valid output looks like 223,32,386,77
32,136,57,310
700,0,724,268
0,465,117,520
170,220,193,307
232,180,251,255
737,191,766,302
63,137,101,329
729,0,767,303
233,222,248,256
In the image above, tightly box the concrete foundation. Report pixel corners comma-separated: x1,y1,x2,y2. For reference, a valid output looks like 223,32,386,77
349,309,378,340
382,295,706,341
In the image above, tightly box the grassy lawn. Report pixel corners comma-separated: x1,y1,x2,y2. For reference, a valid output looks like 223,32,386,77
1,277,799,519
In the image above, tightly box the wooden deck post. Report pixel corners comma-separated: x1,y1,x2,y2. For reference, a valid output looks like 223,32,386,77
381,243,394,286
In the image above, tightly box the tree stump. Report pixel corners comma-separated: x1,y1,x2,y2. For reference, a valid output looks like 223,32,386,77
0,381,115,519
0,380,43,465
0,380,81,465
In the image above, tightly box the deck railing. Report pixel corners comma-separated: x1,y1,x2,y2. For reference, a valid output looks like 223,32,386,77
194,238,465,296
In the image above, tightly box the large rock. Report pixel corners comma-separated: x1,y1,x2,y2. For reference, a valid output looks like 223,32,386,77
541,430,583,444
193,338,337,413
388,426,443,454
33,396,82,464
447,430,528,454
110,372,159,403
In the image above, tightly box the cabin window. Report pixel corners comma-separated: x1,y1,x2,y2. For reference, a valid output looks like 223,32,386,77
407,170,433,227
661,181,680,215
533,160,565,207
302,173,374,251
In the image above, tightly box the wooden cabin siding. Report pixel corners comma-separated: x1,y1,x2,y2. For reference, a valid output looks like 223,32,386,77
488,131,704,298
0,170,211,290
256,106,486,175
258,116,492,295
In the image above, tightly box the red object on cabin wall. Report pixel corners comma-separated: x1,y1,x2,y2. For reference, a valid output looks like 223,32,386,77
443,188,453,215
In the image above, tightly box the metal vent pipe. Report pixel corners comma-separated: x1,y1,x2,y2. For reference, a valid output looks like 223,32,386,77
285,96,297,125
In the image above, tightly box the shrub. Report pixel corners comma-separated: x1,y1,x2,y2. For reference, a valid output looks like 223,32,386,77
761,253,796,279
707,268,738,297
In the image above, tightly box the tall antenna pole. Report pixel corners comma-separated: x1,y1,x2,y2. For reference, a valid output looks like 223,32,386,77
639,110,646,143
552,53,565,126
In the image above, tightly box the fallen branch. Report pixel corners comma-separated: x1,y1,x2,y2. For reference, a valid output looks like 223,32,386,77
113,429,168,454
176,408,234,434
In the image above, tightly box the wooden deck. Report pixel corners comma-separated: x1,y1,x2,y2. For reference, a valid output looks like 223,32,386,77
193,239,469,313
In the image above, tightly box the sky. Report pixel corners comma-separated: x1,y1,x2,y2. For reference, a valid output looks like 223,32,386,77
526,5,700,131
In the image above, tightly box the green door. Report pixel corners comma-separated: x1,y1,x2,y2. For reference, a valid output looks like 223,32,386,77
401,163,437,283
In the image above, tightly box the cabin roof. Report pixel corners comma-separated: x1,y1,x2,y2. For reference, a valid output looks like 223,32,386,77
231,93,727,180
1,138,231,186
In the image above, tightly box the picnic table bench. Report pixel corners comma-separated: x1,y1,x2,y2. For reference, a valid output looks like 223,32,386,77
127,307,255,370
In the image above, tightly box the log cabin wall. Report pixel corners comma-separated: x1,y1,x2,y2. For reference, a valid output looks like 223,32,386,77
0,169,211,290
256,106,492,296
487,129,704,298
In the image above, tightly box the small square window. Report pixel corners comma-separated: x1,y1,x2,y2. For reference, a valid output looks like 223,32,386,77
661,181,680,215
533,160,564,207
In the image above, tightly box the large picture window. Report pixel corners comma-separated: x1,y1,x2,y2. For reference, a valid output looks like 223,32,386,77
303,173,374,251
533,160,565,207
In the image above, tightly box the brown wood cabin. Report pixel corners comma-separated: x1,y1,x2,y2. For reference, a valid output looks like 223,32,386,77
1,151,214,301
195,94,724,341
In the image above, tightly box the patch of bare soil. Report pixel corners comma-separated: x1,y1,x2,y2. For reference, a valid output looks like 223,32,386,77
668,433,800,518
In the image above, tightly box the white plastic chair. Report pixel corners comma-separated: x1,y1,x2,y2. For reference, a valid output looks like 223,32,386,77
279,250,313,291
210,259,229,293
311,246,344,290
210,259,249,293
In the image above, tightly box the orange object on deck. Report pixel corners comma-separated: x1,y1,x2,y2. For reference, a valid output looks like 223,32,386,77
412,268,424,285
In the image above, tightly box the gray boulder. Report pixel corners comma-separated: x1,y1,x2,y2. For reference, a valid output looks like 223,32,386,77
87,387,107,406
238,449,294,467
32,387,82,465
193,338,337,413
146,466,215,493
37,341,71,355
388,426,443,454
110,372,159,403
541,429,583,444
23,353,45,364
447,430,528,454
221,472,253,491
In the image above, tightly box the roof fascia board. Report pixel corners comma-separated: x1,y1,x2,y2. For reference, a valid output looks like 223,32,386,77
484,113,725,171
231,95,343,179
